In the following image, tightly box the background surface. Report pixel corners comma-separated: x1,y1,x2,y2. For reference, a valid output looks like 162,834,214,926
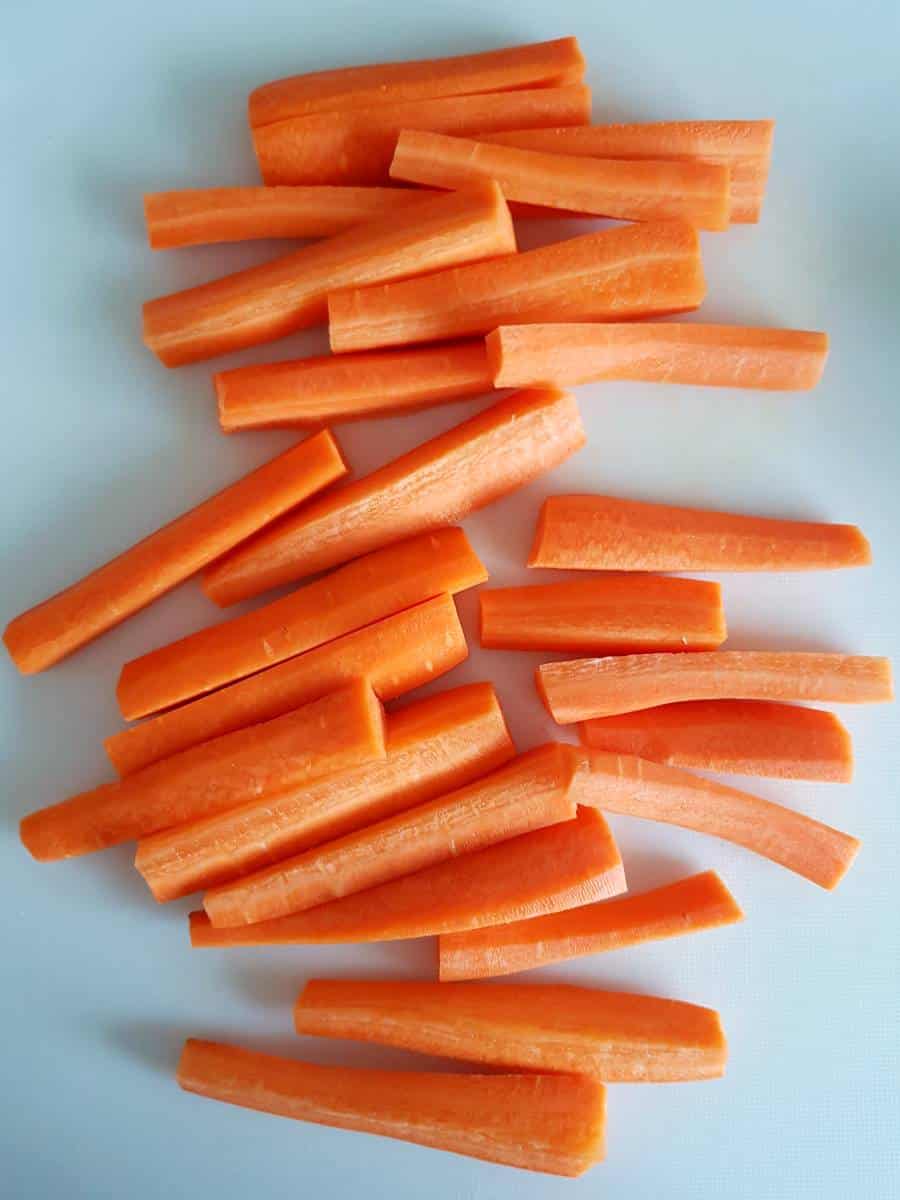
2,2,899,1196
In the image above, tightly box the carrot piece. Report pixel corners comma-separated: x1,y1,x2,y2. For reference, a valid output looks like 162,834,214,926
253,87,591,186
328,220,706,354
204,743,577,927
142,182,515,367
580,700,854,783
215,341,493,432
528,494,872,571
136,682,514,901
204,388,585,607
178,1039,605,1178
117,527,485,720
294,978,728,1083
575,750,861,890
20,681,383,862
480,576,726,654
537,651,894,724
106,593,467,776
189,808,625,946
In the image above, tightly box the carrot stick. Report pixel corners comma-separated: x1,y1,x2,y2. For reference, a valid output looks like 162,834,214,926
117,527,485,720
294,978,728,1083
106,593,467,776
580,700,854,783
143,182,515,366
136,682,514,901
215,341,493,432
575,750,861,890
253,87,591,186
178,1039,605,1178
20,681,383,862
528,494,872,571
537,651,894,724
439,870,744,980
480,576,726,654
203,744,577,927
204,388,585,607
487,324,829,390
2,430,346,676
189,808,625,946
328,220,706,353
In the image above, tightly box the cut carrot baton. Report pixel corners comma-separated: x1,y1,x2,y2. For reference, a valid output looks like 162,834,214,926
328,220,706,353
204,388,585,607
178,1039,605,1178
143,182,515,367
2,430,346,676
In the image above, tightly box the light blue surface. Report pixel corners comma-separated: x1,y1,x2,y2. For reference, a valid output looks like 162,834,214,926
2,2,899,1196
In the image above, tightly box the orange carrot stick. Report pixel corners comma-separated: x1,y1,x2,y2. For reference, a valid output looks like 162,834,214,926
328,220,705,353
294,978,728,1083
136,682,514,901
106,593,467,776
143,182,515,366
21,681,383,862
2,430,345,676
117,527,485,720
178,1039,605,1178
204,388,584,607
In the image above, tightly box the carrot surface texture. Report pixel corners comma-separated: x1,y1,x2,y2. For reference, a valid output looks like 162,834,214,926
295,979,728,1083
21,682,383,862
117,527,485,720
328,220,705,353
142,182,515,366
178,1039,605,1178
204,388,584,607
2,430,345,675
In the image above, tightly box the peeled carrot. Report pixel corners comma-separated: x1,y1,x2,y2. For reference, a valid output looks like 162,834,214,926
143,182,515,366
2,431,345,675
328,220,706,353
581,700,854,783
136,682,513,901
106,593,467,776
216,341,493,432
117,527,485,719
204,388,585,607
295,978,728,1082
178,1039,605,1178
479,576,726,654
21,681,383,862
189,808,625,946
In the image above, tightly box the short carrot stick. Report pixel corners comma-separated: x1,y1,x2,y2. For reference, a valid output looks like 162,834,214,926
2,430,346,675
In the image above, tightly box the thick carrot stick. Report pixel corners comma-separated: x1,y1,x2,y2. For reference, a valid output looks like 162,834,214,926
143,182,515,366
328,220,705,353
203,744,577,927
580,700,854,783
537,651,894,724
215,341,493,432
488,324,830,390
479,576,726,654
189,808,625,946
21,682,383,862
2,432,346,676
107,593,467,776
117,527,485,719
528,494,872,571
135,682,513,901
440,870,744,980
178,1039,605,1178
204,388,584,606
294,978,728,1082
575,751,861,890
254,87,591,186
